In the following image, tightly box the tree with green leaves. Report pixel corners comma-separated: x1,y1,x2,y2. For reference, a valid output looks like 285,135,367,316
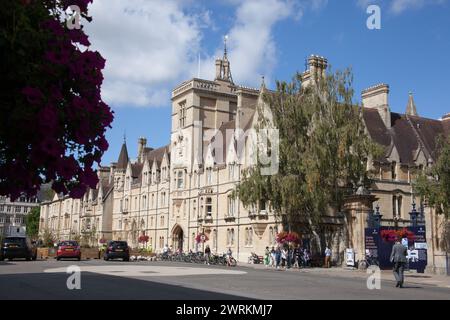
413,135,450,251
25,206,40,240
236,69,382,253
413,135,450,219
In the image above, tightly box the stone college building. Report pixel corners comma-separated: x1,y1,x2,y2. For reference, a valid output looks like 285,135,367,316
39,52,450,273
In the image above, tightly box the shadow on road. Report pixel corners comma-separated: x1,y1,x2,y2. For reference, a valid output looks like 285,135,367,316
0,272,250,300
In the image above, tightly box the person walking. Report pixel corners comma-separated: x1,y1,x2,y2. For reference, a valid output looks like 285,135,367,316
281,246,287,269
205,245,211,265
390,237,408,288
324,246,332,268
275,246,281,269
303,248,310,268
270,247,276,268
293,246,300,268
264,247,270,267
226,247,233,266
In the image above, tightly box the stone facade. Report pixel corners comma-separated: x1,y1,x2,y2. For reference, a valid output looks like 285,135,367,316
39,54,449,270
0,195,40,237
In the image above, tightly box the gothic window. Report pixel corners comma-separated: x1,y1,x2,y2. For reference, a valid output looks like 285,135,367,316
206,197,212,216
259,200,266,212
193,200,197,218
227,196,235,217
391,161,397,180
397,196,402,218
213,229,217,249
179,101,186,128
177,171,184,189
392,196,397,217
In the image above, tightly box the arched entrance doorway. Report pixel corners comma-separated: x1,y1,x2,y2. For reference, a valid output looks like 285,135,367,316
172,224,184,252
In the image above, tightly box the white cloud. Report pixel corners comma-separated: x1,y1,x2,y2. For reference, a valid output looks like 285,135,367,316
356,0,447,14
199,0,301,88
84,0,207,108
83,0,327,108
390,0,446,14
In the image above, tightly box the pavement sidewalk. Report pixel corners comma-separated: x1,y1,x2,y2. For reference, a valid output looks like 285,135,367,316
242,263,450,289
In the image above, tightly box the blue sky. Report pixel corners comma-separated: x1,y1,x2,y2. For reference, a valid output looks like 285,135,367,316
83,0,450,166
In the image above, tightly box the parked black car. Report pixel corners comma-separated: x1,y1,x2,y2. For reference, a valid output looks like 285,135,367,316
103,241,130,261
0,237,37,261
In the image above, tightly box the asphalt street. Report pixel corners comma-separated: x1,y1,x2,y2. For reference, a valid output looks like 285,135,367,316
1,259,449,300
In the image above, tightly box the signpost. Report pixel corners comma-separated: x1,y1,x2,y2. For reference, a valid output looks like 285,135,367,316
346,248,355,267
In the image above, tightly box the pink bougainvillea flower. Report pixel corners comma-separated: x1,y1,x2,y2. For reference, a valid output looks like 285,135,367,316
45,47,71,65
40,138,62,157
52,181,68,194
57,156,78,180
38,105,58,129
21,86,43,105
80,168,98,189
41,19,64,37
69,183,87,198
96,136,109,152
68,29,91,46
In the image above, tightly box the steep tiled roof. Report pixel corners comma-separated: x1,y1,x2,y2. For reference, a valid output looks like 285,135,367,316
144,145,170,166
363,108,448,165
117,142,129,169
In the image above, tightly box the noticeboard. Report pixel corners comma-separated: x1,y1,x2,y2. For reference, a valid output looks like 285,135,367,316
364,226,427,273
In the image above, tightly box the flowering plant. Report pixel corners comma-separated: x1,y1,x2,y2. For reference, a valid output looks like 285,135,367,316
0,0,113,200
380,228,415,242
195,233,209,244
138,235,149,244
99,238,107,244
276,232,300,244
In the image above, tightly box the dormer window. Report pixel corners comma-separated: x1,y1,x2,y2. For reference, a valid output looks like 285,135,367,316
391,161,397,180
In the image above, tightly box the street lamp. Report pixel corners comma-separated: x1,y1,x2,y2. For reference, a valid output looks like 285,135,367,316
409,201,418,228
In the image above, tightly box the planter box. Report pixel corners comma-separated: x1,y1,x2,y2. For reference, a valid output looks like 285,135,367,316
37,247,56,259
81,248,101,260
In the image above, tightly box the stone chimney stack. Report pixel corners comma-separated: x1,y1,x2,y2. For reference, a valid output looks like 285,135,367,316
215,58,223,80
362,84,391,128
138,137,147,163
301,55,328,89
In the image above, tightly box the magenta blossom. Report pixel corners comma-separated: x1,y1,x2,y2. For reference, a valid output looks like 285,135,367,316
22,87,43,105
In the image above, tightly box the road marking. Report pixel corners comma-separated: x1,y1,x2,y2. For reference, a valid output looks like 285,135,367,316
44,265,247,278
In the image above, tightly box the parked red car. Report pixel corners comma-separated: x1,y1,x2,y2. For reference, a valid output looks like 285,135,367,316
56,241,81,261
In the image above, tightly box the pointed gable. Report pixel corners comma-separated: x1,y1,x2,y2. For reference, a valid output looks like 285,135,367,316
117,142,129,169
406,92,418,116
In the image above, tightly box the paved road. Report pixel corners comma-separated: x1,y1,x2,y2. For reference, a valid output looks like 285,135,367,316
1,259,449,300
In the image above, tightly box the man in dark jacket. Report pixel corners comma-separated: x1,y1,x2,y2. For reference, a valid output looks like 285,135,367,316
390,238,408,288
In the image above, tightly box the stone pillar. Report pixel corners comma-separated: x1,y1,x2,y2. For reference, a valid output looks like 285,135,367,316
344,194,377,269
425,206,449,275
